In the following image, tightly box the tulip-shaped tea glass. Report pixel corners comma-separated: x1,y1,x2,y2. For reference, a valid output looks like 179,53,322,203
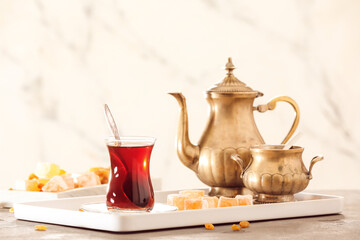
105,137,156,212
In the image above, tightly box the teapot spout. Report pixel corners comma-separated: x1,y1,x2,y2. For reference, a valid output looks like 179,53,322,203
307,155,324,180
169,92,199,172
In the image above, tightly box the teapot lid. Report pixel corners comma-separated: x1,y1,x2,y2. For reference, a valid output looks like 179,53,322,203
207,58,262,97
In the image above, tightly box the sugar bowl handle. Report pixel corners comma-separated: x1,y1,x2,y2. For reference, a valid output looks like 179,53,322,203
308,155,324,180
231,154,244,177
255,96,300,144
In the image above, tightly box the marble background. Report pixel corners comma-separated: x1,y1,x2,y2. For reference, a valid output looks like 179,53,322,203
0,0,359,191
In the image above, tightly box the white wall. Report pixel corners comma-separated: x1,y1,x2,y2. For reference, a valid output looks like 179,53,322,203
0,0,359,191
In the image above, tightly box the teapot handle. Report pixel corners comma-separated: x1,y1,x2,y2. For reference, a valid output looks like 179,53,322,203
231,154,244,177
254,96,300,144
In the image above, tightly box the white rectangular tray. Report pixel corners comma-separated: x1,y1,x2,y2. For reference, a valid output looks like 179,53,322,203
1,178,161,208
14,188,343,232
0,185,107,208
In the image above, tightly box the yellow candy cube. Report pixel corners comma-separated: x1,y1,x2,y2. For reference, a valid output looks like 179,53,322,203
35,163,61,179
38,178,49,185
218,196,238,207
202,196,219,208
25,179,40,191
184,198,208,210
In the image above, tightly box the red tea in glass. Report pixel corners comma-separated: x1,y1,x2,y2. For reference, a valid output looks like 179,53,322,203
105,137,155,212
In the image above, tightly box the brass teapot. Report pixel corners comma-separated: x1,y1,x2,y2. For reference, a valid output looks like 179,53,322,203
169,58,300,197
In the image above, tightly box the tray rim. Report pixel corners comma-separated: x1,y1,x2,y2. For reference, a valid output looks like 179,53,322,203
0,184,108,208
14,189,344,232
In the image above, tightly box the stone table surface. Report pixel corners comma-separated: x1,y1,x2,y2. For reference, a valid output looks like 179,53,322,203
0,190,359,240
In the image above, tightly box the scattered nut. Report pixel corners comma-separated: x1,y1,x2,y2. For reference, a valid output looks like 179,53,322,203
34,225,47,231
239,221,250,228
204,223,214,230
232,224,241,231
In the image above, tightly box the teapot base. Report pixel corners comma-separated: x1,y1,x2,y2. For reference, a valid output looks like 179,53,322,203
209,187,254,197
256,194,295,203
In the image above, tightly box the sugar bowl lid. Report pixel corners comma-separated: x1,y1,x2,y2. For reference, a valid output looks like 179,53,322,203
207,58,263,97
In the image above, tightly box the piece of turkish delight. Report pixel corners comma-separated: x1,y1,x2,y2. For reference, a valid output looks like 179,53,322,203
25,179,40,191
42,174,75,192
179,189,205,199
184,198,208,210
76,172,101,188
202,196,219,208
167,194,188,211
218,196,238,207
88,167,110,184
235,195,253,205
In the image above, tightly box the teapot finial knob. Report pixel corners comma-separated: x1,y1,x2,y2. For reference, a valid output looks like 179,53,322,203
225,57,235,75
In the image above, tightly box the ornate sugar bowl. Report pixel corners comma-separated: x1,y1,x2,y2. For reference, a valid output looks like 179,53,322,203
232,145,324,202
169,58,300,197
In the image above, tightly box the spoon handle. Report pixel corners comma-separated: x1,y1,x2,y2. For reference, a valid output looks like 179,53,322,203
104,104,120,140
